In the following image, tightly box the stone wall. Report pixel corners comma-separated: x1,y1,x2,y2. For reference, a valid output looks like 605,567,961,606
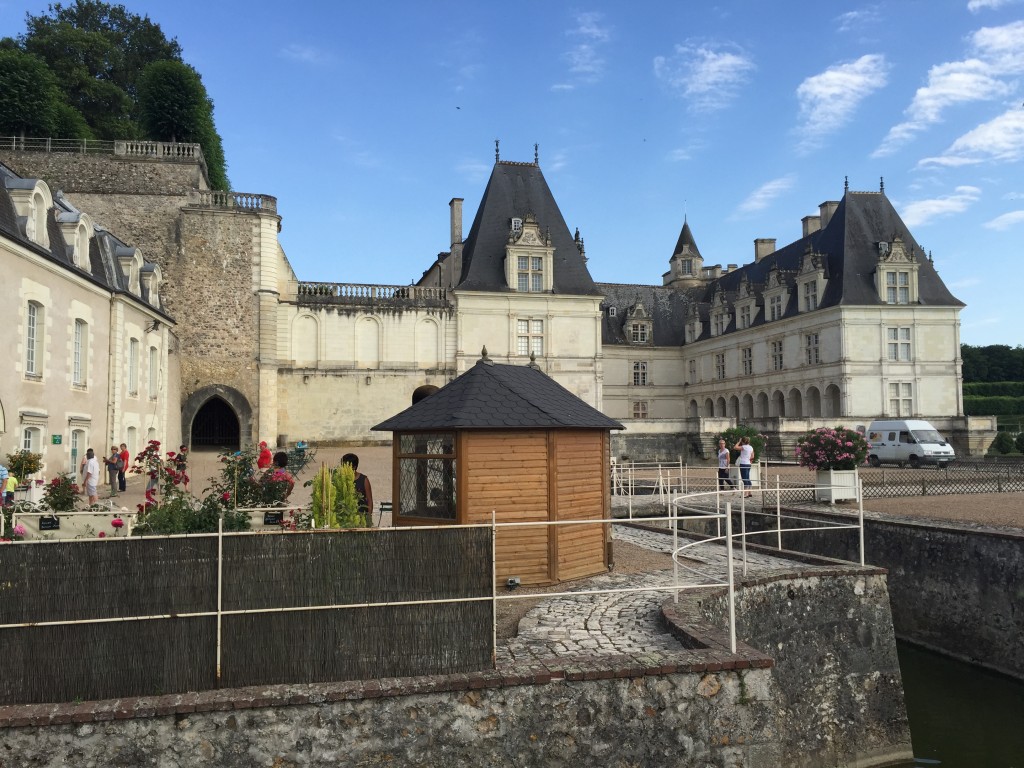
753,509,1024,681
0,150,205,197
0,566,911,767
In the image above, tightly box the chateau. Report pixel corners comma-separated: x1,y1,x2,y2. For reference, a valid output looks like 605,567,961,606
0,139,993,468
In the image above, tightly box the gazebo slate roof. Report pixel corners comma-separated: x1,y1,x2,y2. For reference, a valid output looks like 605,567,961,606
372,353,623,432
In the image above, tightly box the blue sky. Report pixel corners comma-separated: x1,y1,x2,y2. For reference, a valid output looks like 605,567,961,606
3,0,1023,346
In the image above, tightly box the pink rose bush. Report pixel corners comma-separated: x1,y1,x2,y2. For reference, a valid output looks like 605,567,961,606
795,426,869,471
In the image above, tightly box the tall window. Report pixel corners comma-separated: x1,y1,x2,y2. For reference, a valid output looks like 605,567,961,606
742,347,753,376
126,426,137,455
73,319,87,386
771,340,784,371
805,333,820,365
148,346,158,397
632,401,648,419
887,327,911,361
803,282,818,311
22,427,41,453
739,305,751,329
769,295,783,321
688,359,696,384
128,338,139,395
516,319,543,356
632,361,648,386
630,323,649,343
885,271,910,304
888,382,913,416
26,301,42,376
397,432,456,521
517,256,543,292
715,353,726,380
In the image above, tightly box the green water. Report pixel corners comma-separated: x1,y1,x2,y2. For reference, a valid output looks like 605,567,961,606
896,642,1024,767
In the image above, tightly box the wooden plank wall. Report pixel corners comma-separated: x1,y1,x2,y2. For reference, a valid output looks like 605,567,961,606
462,431,551,585
553,430,608,581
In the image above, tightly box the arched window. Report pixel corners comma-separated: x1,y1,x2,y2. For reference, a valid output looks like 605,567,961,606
22,426,41,453
126,426,137,455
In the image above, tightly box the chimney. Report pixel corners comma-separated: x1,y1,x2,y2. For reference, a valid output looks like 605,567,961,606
449,198,463,247
819,201,839,229
726,264,738,273
754,238,776,262
802,215,821,237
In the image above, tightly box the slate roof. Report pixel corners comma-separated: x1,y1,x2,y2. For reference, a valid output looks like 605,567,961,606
456,160,601,295
0,164,172,321
671,218,702,260
599,189,963,347
372,353,623,432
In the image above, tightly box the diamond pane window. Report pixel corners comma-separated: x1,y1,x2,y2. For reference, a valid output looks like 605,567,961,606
397,432,457,521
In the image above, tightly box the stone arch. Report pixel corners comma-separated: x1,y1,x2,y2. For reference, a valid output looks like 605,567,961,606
825,384,842,418
416,318,440,369
741,394,754,420
412,385,439,405
292,314,319,365
715,397,727,417
182,385,253,451
688,399,699,419
771,390,786,417
756,392,770,418
806,386,822,418
357,316,381,368
728,395,740,419
704,398,715,417
788,388,803,418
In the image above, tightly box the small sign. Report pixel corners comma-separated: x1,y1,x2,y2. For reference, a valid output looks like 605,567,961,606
263,511,283,526
51,434,62,445
39,515,60,531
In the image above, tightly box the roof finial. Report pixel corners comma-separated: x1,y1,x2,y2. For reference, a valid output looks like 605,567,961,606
928,250,933,264
844,175,849,193
534,143,539,164
480,345,493,366
528,350,541,369
880,176,885,193
495,139,500,162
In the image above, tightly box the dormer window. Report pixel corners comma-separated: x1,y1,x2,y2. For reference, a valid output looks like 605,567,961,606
885,271,909,304
769,294,784,320
505,213,553,293
803,281,818,311
608,306,617,318
681,259,693,275
630,322,649,343
875,236,919,305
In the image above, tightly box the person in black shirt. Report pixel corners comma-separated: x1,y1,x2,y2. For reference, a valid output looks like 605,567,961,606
342,453,373,525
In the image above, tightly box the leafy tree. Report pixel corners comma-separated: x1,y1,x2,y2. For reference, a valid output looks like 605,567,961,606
990,432,1015,455
0,49,62,137
961,344,1024,382
138,60,229,188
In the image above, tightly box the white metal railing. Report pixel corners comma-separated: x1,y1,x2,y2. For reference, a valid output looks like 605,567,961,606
611,458,768,518
0,482,864,674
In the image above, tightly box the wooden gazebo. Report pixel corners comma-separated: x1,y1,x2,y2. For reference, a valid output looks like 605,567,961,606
372,350,623,586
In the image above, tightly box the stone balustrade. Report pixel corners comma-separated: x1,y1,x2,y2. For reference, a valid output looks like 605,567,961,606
1,137,205,163
293,282,450,306
114,141,204,161
186,190,278,213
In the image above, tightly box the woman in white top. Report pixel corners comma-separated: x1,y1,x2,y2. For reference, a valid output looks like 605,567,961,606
734,436,755,497
717,439,736,493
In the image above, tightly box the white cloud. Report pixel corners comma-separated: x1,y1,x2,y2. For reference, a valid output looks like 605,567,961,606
279,43,331,64
835,6,881,33
949,276,982,289
873,20,1024,156
735,175,796,215
795,55,888,152
899,185,981,226
984,209,1024,229
968,0,1022,12
919,108,1024,166
653,41,755,113
558,12,611,86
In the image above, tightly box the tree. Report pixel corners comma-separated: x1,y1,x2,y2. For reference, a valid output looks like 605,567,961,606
138,60,229,188
0,49,62,138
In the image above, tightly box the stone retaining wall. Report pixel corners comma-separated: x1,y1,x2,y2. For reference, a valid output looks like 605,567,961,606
0,566,912,767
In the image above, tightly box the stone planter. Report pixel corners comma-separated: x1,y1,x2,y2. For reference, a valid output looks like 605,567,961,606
815,468,859,503
730,462,760,488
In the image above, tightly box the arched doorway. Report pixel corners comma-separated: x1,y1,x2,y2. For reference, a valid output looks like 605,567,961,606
182,385,253,451
191,396,240,449
412,385,439,405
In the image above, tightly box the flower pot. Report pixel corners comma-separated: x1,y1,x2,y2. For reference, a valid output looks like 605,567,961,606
731,463,760,488
815,468,859,503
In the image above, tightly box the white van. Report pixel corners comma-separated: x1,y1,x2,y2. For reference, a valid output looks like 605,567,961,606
866,420,956,468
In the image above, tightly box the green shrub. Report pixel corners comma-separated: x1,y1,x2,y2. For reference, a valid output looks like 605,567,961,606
716,425,767,463
990,432,1016,455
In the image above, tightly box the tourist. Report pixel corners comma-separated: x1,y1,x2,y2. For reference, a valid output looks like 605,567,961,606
4,471,17,506
733,436,754,498
82,448,100,505
342,453,373,525
257,440,272,469
717,438,736,494
103,446,121,498
118,443,130,492
174,445,189,490
270,451,295,499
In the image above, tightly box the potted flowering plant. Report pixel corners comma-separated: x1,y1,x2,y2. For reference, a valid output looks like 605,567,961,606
795,426,869,502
